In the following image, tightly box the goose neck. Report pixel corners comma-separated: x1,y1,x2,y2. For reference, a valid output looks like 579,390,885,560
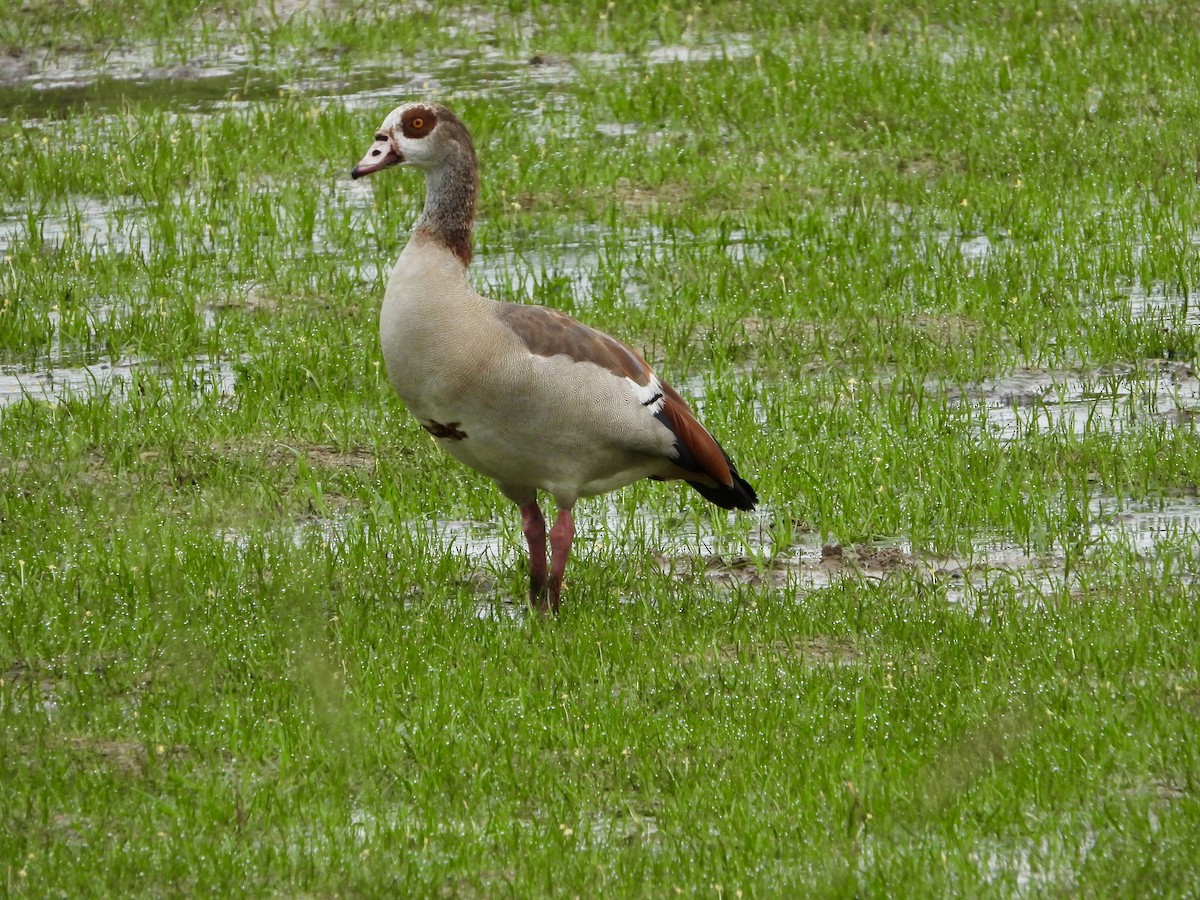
413,158,477,266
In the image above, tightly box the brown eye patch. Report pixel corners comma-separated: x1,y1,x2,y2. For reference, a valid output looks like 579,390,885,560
400,108,437,138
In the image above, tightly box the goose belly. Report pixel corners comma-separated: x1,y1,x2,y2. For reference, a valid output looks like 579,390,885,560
405,354,677,501
433,409,668,502
379,271,677,499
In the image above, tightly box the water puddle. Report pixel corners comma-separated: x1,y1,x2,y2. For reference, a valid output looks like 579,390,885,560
0,354,237,407
1120,281,1200,328
1090,495,1200,553
472,226,615,307
954,231,994,262
0,52,526,122
0,663,60,718
705,491,1200,606
951,360,1199,439
0,197,151,256
968,832,1097,893
236,482,1200,619
579,36,756,71
473,224,767,307
0,48,268,118
0,46,515,123
1,26,763,124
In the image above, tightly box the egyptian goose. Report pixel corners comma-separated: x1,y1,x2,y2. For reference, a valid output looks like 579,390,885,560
351,101,757,613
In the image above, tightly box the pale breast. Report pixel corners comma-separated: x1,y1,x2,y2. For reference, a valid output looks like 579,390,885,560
377,239,680,502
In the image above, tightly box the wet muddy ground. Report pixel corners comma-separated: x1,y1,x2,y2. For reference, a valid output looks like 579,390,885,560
4,27,1198,609
4,8,1199,894
270,482,1200,624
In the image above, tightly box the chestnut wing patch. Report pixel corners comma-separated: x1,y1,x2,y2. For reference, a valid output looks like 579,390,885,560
654,382,732,485
497,304,652,386
652,382,759,511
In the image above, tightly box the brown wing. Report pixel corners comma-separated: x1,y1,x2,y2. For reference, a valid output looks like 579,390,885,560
496,303,652,386
497,302,757,511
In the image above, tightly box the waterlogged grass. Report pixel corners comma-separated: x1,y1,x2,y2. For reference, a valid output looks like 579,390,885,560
3,0,1200,894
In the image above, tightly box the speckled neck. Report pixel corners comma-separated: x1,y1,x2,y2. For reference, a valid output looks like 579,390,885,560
413,143,478,267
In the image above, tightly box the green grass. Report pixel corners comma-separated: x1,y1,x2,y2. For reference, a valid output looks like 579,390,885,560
3,0,1200,894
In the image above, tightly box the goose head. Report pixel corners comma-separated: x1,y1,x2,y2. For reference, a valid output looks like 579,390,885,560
350,101,474,179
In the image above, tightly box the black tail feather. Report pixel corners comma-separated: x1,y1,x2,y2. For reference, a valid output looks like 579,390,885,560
686,471,758,511
648,451,758,511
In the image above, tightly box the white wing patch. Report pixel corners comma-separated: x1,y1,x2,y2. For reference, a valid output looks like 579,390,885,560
635,375,666,413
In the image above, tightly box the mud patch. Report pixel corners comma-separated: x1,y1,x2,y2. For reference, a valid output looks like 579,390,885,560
1,665,60,717
610,178,692,211
702,535,918,591
700,490,1200,604
264,443,376,470
822,542,915,573
206,282,279,314
693,636,861,667
1,654,152,719
62,737,188,775
914,312,979,343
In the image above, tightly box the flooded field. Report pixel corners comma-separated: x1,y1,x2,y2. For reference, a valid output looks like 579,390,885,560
3,3,1199,895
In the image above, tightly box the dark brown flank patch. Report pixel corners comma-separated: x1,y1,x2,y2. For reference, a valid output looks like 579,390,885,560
423,420,468,440
496,304,652,386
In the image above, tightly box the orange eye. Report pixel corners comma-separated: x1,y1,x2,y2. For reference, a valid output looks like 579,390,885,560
411,117,424,130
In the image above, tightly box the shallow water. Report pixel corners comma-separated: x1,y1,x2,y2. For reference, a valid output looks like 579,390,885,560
954,361,1200,439
579,36,756,70
473,224,767,308
1090,495,1200,553
0,197,152,256
1122,281,1200,328
0,40,565,123
0,354,237,406
275,485,1200,618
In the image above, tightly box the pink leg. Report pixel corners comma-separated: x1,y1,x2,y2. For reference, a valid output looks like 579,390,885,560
547,508,575,614
520,502,548,610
